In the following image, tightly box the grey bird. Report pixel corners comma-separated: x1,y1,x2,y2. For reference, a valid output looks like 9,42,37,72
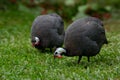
31,13,64,52
54,17,108,63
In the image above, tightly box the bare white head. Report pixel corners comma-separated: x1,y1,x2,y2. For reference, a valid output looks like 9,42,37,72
32,37,40,46
54,47,66,58
35,37,40,44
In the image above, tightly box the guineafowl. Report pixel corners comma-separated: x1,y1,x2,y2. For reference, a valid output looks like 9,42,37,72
31,13,64,52
54,17,108,63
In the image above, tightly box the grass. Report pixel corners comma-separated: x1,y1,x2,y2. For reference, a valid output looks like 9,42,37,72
0,10,120,80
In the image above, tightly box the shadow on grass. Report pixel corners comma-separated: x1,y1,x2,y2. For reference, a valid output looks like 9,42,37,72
32,48,53,54
33,47,56,54
65,61,100,69
63,54,114,69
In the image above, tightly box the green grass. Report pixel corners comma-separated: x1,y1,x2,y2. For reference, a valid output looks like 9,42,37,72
0,10,120,80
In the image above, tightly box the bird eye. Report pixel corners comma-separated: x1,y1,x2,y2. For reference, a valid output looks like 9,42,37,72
55,52,58,54
31,40,36,42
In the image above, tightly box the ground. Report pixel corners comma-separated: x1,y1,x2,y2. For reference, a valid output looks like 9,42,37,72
0,10,120,80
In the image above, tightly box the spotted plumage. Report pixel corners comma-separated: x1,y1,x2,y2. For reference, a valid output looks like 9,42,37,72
54,17,108,63
31,13,64,52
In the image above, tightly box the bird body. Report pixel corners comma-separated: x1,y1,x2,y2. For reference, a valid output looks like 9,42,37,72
31,13,64,52
54,17,108,63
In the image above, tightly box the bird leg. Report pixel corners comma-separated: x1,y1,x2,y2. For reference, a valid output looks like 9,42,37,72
87,56,90,62
50,48,52,52
78,56,82,64
41,48,45,52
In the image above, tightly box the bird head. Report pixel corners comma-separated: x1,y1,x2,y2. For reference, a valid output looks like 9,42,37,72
54,48,66,58
31,37,40,47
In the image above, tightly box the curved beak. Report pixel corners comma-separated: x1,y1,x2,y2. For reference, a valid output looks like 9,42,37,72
54,55,62,59
32,43,35,47
32,42,40,47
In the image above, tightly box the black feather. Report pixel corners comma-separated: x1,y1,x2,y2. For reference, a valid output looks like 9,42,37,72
31,13,65,52
64,17,108,63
